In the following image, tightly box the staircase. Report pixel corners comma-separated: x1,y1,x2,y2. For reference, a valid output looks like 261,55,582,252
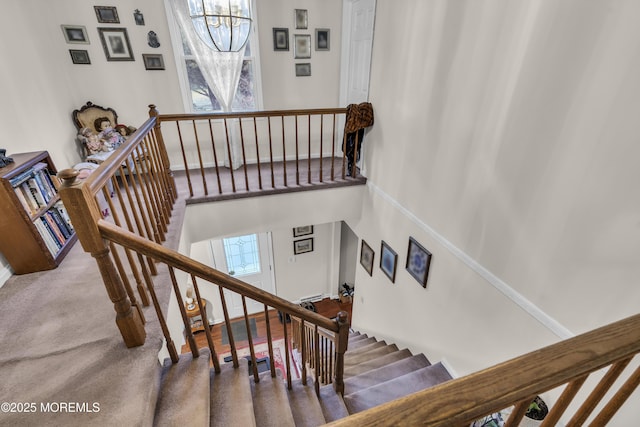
153,331,452,426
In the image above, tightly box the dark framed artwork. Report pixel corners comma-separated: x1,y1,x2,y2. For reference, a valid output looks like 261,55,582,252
143,54,165,70
94,6,120,23
315,29,330,51
293,225,313,237
295,63,311,77
69,50,91,64
360,240,374,276
273,28,289,51
294,34,311,59
134,9,145,25
61,25,89,44
98,28,134,61
406,237,432,288
295,9,308,29
293,238,314,255
380,241,398,283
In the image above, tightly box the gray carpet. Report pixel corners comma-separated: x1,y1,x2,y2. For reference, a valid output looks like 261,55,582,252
0,178,188,426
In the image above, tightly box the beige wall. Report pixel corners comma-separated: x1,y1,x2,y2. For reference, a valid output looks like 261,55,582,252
350,0,640,382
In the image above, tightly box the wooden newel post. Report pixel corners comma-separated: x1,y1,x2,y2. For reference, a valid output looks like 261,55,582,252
334,310,350,395
58,169,146,348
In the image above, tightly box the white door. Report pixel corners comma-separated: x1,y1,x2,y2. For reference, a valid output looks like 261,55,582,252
340,0,377,105
210,232,275,319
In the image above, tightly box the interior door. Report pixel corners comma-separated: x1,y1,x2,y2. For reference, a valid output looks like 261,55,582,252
209,232,275,319
340,0,377,105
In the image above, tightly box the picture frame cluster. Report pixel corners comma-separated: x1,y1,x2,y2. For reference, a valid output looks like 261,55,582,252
61,6,163,70
272,9,331,77
293,225,314,255
360,237,432,288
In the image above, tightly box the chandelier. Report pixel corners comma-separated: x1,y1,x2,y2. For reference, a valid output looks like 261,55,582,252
188,0,252,52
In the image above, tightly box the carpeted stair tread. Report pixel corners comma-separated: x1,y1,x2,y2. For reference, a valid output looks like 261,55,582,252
344,348,413,377
343,362,453,414
344,340,387,358
250,370,296,427
154,349,211,427
348,332,368,342
318,384,350,422
343,353,431,394
287,379,327,427
210,357,256,427
345,336,377,350
344,344,399,366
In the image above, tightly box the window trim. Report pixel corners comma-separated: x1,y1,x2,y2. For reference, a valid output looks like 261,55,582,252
163,0,263,113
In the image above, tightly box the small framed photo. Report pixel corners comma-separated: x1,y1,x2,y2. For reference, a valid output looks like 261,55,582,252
273,28,289,51
360,240,374,276
315,29,330,51
380,241,398,283
293,225,313,237
69,50,91,65
143,54,165,70
61,25,89,44
98,28,134,61
294,34,311,59
295,9,308,29
293,238,314,255
94,6,120,23
406,237,432,288
295,63,311,77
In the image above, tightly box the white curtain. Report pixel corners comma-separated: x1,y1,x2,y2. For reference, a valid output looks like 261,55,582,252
169,0,246,168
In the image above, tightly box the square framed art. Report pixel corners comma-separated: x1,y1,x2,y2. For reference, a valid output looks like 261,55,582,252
143,54,165,70
360,240,374,276
294,9,308,29
406,237,432,288
61,25,89,44
295,63,311,77
294,34,311,59
69,49,91,64
293,225,313,237
94,6,120,23
293,238,314,255
380,241,398,283
315,29,330,51
98,28,134,61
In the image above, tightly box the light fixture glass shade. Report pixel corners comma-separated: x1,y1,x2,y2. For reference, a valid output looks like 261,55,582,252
188,0,252,52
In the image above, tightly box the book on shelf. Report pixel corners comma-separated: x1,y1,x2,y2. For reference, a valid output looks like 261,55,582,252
33,219,60,257
27,177,47,208
48,209,72,239
18,183,39,213
54,201,74,232
42,212,66,247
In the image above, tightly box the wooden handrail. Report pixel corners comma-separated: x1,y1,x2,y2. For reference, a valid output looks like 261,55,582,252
155,107,348,122
97,218,339,333
327,313,640,426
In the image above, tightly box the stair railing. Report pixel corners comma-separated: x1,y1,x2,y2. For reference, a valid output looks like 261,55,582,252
58,109,351,391
328,313,640,426
150,105,361,200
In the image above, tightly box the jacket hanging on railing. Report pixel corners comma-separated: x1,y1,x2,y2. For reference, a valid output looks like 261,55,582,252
343,102,374,176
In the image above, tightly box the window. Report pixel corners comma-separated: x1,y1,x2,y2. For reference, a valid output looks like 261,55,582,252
222,234,261,277
166,0,262,112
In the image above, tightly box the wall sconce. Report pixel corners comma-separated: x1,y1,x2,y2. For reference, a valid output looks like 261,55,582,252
187,0,252,52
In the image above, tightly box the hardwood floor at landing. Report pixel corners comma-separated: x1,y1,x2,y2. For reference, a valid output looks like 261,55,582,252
181,297,353,356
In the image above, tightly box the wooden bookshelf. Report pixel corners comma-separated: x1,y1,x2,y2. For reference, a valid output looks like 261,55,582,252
0,151,77,274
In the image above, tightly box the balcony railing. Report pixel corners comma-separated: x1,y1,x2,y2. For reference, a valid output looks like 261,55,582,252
59,106,640,426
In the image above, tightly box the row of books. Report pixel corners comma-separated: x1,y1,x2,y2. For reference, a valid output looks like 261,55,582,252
33,201,75,256
11,162,60,216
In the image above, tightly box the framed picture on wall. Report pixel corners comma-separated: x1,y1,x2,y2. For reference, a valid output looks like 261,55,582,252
295,63,311,77
294,34,311,59
94,6,120,23
360,240,374,276
61,25,89,44
273,28,289,51
293,238,314,255
143,54,165,70
380,241,398,283
69,49,91,65
293,225,313,237
315,29,330,51
294,9,308,29
98,28,134,61
406,237,432,288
